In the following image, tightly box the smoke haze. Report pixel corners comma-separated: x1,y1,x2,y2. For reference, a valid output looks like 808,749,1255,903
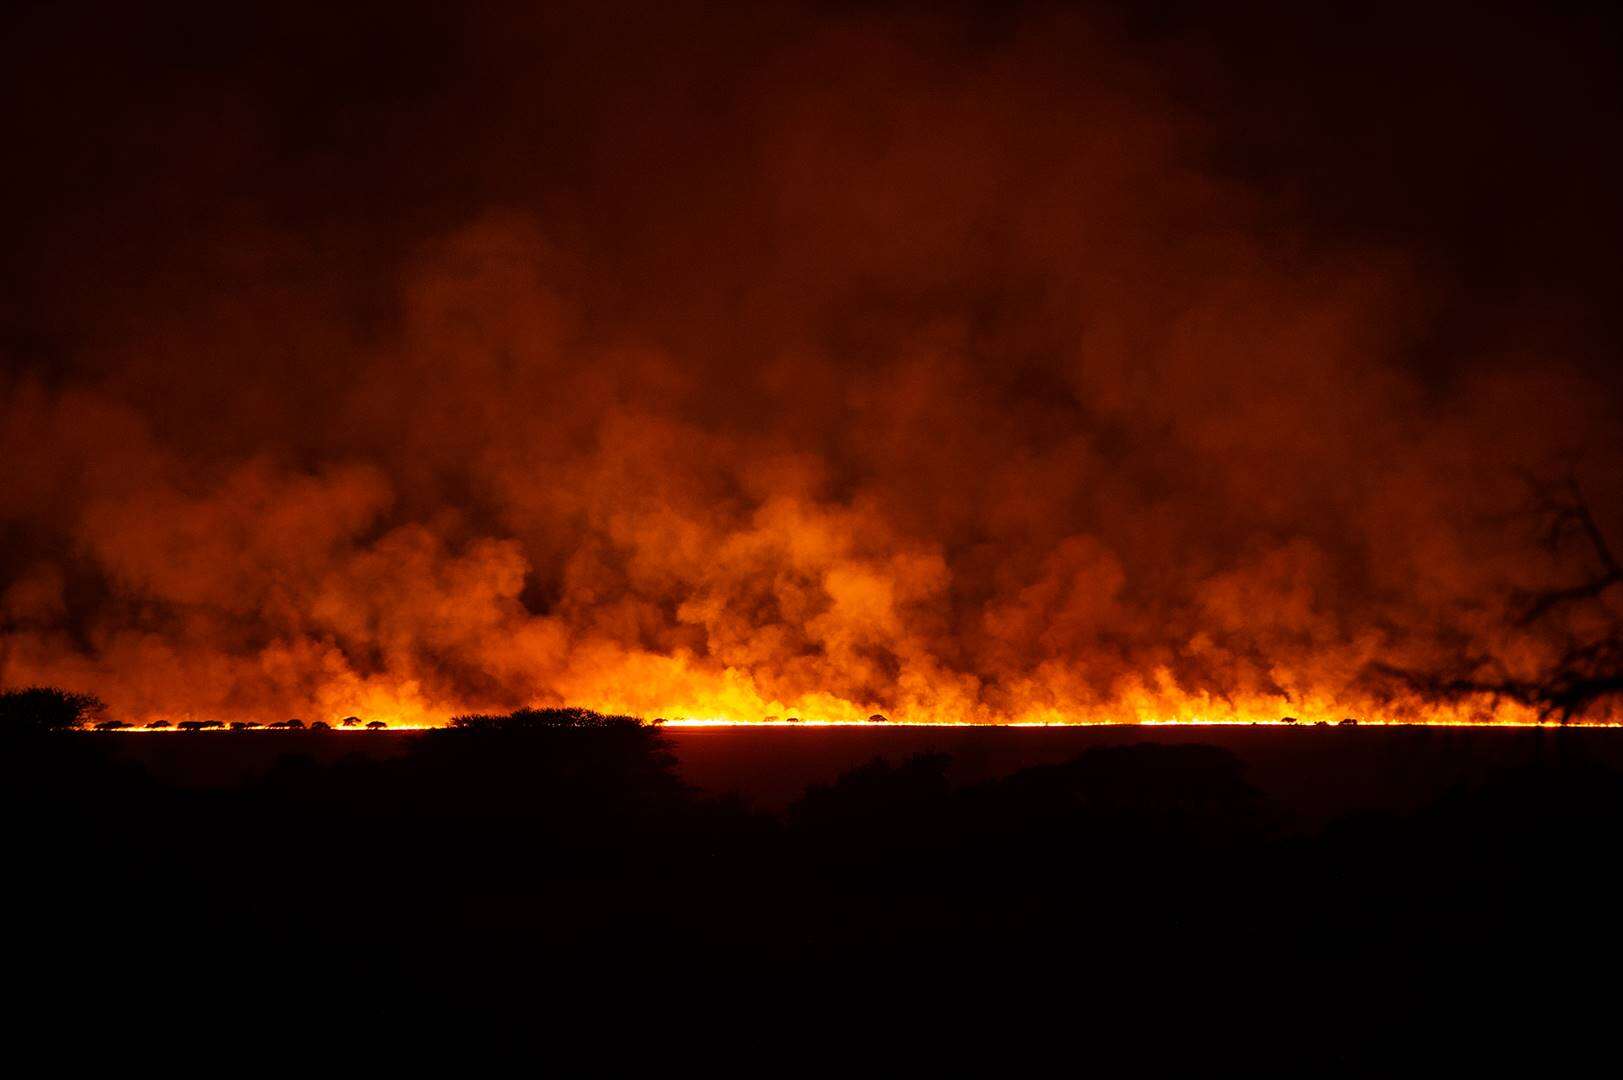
3,1,1620,723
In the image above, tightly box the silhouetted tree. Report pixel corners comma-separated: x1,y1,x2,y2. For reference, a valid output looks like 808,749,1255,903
340,716,362,727
1371,475,1623,722
366,720,387,730
0,686,105,737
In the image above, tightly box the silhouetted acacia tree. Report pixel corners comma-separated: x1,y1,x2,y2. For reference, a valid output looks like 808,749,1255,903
0,687,105,736
1372,474,1623,722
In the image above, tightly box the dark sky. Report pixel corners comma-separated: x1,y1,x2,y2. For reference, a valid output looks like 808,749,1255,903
6,1,1619,373
1,1,1619,723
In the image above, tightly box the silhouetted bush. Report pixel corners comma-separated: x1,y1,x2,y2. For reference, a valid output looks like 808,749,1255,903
446,706,646,732
0,686,105,737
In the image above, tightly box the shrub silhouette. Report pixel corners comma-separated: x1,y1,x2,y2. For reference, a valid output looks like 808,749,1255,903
0,687,105,737
447,706,645,733
419,707,687,829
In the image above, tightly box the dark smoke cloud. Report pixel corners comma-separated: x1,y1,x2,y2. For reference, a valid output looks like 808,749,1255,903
2,1,1620,723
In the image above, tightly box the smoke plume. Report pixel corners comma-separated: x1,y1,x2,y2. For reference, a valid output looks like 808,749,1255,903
2,2,1619,723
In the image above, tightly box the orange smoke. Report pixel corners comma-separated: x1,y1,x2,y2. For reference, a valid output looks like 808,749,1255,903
1,3,1619,726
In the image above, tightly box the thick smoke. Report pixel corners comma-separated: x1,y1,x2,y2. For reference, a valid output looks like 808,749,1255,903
2,2,1619,723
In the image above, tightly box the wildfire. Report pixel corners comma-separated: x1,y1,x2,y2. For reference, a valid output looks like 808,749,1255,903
2,5,1618,733
87,690,1621,730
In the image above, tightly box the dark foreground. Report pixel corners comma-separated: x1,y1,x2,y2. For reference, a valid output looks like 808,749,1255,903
100,722,1623,818
9,724,1622,1069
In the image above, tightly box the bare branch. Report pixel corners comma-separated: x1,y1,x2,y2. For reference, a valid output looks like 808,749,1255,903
1512,477,1621,626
